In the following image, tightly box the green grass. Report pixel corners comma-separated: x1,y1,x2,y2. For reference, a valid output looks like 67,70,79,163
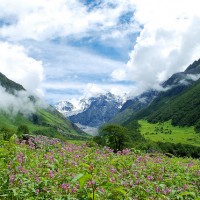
139,120,200,147
0,108,88,140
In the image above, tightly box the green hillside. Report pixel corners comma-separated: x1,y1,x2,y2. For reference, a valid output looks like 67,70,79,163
108,108,133,125
139,120,200,147
135,79,200,132
0,72,88,140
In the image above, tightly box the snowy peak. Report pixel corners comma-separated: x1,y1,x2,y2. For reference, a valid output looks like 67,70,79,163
55,92,126,127
55,101,74,112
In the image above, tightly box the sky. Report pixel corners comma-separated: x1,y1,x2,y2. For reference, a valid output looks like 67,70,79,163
0,0,200,104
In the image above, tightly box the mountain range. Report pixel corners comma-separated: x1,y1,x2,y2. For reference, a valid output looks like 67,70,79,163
55,93,126,128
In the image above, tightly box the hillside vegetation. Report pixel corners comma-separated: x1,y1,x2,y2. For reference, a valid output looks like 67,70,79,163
135,79,200,132
0,108,87,140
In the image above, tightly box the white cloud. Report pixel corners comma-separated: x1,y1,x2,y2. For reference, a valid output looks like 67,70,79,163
0,42,44,96
111,69,127,81
113,0,200,93
0,0,137,41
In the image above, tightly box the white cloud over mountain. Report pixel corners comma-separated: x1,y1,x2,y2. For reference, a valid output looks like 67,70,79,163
112,0,200,93
0,0,200,102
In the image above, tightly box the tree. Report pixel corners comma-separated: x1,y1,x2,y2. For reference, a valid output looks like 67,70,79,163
1,127,15,141
17,125,29,138
99,124,129,152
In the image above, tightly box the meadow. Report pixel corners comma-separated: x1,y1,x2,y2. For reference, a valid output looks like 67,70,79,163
0,135,199,199
139,120,200,147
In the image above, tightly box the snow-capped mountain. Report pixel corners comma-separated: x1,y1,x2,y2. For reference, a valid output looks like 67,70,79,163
55,98,90,117
55,101,74,113
55,92,126,127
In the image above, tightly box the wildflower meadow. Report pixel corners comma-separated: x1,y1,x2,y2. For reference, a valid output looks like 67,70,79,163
0,135,199,199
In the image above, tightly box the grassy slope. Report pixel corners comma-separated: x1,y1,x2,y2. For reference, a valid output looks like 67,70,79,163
0,108,88,140
139,120,200,147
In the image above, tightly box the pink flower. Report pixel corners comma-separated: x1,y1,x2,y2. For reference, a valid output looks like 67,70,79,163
88,180,95,186
137,156,143,163
156,186,159,193
110,178,115,183
35,189,40,194
148,175,153,181
100,188,105,193
135,179,140,185
61,183,70,190
49,170,54,178
9,174,15,184
61,183,67,189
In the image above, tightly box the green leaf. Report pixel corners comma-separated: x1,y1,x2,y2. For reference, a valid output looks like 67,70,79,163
178,191,196,198
100,181,112,189
114,187,126,195
80,163,90,168
12,188,18,196
79,174,92,189
72,173,84,183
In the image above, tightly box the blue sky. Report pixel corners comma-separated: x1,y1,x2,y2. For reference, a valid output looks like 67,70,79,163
0,0,200,104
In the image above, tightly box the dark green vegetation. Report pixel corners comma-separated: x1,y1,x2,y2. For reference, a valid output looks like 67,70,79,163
0,72,88,140
94,124,129,152
0,137,199,199
135,78,200,133
94,120,144,152
132,59,200,132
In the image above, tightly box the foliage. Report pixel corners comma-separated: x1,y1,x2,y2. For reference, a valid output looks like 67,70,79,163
0,136,199,199
0,127,15,141
97,124,129,152
17,125,29,135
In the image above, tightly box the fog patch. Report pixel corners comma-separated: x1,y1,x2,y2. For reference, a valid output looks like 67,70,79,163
0,86,47,117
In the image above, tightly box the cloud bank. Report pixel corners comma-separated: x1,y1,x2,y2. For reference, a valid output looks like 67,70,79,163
111,0,200,94
0,0,138,41
0,42,44,96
